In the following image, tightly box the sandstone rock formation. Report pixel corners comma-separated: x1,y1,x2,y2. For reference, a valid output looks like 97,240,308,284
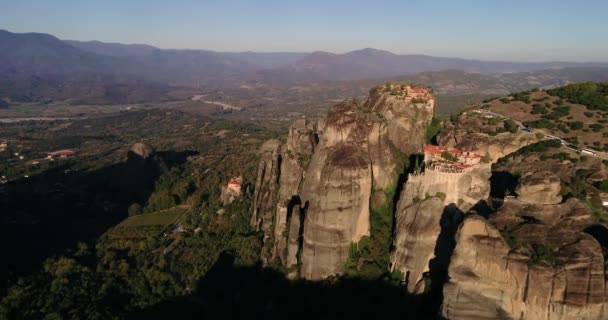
438,110,537,163
366,86,435,154
299,88,434,279
129,142,155,159
272,120,315,267
390,164,491,293
250,139,281,263
444,214,608,319
251,84,435,279
251,121,316,267
443,182,608,319
516,170,562,205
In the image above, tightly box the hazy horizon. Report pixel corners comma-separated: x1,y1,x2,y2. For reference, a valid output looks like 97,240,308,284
1,0,608,62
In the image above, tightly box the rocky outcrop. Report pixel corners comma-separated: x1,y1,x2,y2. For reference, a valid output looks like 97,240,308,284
250,139,281,263
443,212,608,320
390,164,491,293
251,120,316,266
272,120,315,266
299,89,434,279
438,136,608,319
129,142,155,159
251,85,435,279
516,170,562,205
438,111,537,163
366,87,435,154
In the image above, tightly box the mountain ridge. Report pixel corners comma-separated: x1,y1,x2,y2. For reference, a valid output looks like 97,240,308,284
4,29,608,84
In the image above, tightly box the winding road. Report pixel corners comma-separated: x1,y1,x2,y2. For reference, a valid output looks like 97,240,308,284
472,109,608,160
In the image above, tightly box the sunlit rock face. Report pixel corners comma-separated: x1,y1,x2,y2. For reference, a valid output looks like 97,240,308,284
390,164,491,293
442,169,608,320
515,170,562,205
236,85,428,279
298,86,435,280
438,110,537,163
443,214,608,320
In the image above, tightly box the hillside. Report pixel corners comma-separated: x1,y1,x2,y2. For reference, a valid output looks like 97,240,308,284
2,29,608,85
2,29,608,108
0,30,146,80
256,47,608,83
478,82,608,151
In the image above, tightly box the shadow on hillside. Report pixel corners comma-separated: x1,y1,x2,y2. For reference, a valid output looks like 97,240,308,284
0,149,196,295
132,251,442,320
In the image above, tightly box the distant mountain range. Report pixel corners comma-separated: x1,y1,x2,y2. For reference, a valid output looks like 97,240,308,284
1,29,608,104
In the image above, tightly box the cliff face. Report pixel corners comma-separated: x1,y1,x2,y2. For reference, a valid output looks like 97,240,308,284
444,213,607,320
298,104,390,279
299,89,434,280
443,164,608,319
273,120,315,267
367,87,435,155
250,139,282,264
390,164,491,293
250,121,315,266
252,85,435,279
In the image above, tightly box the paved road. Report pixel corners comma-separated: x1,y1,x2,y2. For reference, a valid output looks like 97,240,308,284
473,109,608,160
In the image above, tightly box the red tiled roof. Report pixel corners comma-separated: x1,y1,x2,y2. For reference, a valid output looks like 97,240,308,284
423,145,482,158
409,88,426,94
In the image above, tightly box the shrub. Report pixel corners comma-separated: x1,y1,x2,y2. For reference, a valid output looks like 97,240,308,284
436,192,446,201
547,82,608,111
426,117,442,143
503,119,519,133
585,112,594,118
441,151,458,162
530,243,556,265
499,98,511,104
567,121,584,130
590,123,604,132
481,152,492,163
531,104,548,115
595,180,608,192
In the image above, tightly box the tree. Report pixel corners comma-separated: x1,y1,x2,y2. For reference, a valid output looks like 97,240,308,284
440,151,458,162
503,119,519,133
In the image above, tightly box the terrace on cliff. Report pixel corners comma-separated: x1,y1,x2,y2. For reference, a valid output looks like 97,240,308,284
422,144,482,173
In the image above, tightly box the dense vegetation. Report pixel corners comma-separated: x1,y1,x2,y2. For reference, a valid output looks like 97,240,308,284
0,110,280,318
547,82,608,111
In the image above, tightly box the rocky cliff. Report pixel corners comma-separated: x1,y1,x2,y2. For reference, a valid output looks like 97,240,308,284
250,121,316,267
252,85,434,279
250,139,282,264
299,88,434,280
443,153,608,319
247,85,608,319
390,164,491,293
438,110,537,162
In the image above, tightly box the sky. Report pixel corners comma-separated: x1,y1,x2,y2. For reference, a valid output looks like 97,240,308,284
1,0,607,62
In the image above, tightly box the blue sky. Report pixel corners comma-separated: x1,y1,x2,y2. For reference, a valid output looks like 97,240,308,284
1,0,607,61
